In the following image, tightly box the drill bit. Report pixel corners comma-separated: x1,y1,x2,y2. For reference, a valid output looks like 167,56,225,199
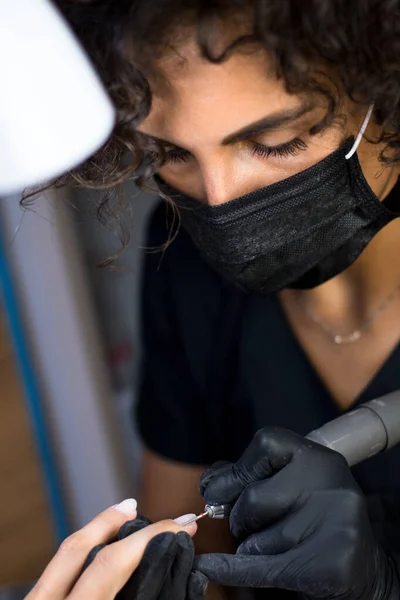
176,505,231,526
177,511,209,526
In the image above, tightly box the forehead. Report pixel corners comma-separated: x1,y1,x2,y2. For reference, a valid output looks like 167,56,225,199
139,40,303,144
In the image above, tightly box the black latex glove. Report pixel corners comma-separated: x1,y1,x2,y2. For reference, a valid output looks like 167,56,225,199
83,516,208,600
195,427,400,599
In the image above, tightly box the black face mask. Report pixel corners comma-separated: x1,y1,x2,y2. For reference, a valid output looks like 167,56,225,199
156,138,400,295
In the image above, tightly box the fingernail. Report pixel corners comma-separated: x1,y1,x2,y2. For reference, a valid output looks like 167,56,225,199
113,498,137,516
174,513,197,526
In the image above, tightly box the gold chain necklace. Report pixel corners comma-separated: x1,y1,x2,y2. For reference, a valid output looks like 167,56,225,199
300,284,400,344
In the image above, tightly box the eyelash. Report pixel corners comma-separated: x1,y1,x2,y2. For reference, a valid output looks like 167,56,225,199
163,137,308,165
250,137,308,159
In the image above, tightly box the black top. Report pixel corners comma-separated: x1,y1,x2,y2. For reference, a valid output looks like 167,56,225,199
137,202,400,598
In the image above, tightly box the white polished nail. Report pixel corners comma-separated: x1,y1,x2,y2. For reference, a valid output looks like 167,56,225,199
174,513,197,526
114,498,138,515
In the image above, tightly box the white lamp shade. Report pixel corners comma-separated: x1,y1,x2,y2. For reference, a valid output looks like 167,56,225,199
0,0,116,195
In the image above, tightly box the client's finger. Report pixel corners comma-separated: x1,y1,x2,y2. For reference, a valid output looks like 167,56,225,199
27,499,137,600
69,519,198,600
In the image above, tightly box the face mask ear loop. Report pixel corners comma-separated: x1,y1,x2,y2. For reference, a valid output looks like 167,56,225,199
345,103,375,160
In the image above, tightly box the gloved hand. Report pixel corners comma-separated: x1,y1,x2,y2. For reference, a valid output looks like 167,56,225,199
195,427,400,599
84,516,208,600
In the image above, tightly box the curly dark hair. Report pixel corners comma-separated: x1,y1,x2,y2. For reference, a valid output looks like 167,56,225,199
25,0,400,224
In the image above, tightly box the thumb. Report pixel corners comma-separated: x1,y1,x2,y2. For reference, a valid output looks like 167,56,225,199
194,552,297,591
201,428,302,506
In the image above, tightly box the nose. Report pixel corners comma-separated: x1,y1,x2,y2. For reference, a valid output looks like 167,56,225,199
200,161,246,206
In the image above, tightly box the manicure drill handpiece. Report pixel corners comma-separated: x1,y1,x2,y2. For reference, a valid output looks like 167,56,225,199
201,390,400,521
181,505,231,525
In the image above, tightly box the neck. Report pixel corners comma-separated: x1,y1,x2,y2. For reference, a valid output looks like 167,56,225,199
300,172,400,328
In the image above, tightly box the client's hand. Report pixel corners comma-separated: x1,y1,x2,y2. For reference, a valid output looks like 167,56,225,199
27,499,207,600
195,428,400,599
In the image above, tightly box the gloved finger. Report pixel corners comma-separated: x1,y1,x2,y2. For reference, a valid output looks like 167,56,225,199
116,532,178,600
238,487,363,554
187,571,209,600
194,552,300,590
230,450,356,540
201,428,304,506
199,461,233,496
158,531,195,600
117,516,152,540
237,516,306,556
229,468,302,539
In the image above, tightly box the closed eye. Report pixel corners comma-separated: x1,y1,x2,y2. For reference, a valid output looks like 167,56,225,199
250,138,308,159
162,137,308,165
164,147,192,164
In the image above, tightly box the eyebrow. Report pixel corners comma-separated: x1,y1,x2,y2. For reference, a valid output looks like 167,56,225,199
221,103,314,145
139,102,314,150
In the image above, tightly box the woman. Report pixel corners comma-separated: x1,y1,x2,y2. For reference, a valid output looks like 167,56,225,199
26,499,206,600
46,0,400,598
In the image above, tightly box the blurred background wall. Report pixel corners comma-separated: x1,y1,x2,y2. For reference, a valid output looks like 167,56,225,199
0,183,158,591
